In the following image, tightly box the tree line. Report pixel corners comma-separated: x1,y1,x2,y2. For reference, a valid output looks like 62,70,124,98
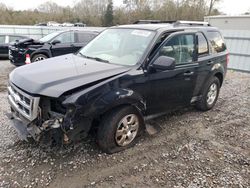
0,0,221,26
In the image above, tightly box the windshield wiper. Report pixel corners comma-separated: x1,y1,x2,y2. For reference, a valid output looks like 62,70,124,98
78,53,110,63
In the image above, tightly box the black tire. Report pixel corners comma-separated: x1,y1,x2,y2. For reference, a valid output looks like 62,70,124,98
31,54,48,62
97,106,144,154
196,77,220,111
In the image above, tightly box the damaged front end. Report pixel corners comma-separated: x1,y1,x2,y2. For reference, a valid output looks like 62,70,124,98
7,82,90,145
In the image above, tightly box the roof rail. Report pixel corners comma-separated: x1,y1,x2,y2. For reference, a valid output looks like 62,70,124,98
133,20,176,24
176,20,210,26
133,20,210,26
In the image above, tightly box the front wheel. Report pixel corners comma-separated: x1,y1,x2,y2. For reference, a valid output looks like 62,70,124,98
31,54,48,62
196,77,220,111
97,106,144,154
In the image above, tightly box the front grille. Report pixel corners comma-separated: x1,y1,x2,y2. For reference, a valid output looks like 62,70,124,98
8,83,40,121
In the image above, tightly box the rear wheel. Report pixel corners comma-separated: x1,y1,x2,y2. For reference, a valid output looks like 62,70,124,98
31,54,48,62
97,106,144,154
196,77,220,111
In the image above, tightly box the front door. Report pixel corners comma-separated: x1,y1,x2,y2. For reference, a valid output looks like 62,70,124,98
51,31,76,57
147,33,199,115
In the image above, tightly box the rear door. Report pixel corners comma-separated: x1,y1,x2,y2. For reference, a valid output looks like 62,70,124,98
146,32,199,114
193,31,227,96
50,31,76,57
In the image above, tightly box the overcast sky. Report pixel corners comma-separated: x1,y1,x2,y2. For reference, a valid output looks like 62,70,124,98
0,0,250,15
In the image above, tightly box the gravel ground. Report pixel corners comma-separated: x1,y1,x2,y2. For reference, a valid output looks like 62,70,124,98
0,60,250,188
0,59,15,92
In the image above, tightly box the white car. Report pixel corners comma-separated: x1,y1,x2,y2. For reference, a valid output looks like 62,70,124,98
62,22,74,27
47,21,61,27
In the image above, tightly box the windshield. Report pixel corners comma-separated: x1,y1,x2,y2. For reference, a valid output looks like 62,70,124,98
78,28,155,66
39,31,61,43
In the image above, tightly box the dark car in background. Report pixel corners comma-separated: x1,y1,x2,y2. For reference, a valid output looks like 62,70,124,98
9,29,103,66
0,34,28,58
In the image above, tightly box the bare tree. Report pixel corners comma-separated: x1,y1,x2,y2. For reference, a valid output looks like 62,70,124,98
208,0,220,15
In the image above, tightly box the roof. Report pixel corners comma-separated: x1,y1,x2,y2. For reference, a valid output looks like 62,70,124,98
114,23,218,33
116,24,175,31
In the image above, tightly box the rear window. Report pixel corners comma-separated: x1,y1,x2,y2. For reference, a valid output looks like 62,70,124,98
207,31,226,53
77,32,96,43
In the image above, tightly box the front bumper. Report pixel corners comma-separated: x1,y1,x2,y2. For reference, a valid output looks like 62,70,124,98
6,109,42,141
6,112,30,141
9,47,26,66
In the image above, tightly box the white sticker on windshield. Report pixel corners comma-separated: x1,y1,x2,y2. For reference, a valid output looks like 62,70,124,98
131,30,151,37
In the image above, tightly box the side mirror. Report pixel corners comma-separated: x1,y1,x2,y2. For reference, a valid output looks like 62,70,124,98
152,56,175,70
51,40,61,45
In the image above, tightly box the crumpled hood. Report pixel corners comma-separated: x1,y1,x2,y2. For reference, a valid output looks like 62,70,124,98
13,38,44,48
9,54,131,97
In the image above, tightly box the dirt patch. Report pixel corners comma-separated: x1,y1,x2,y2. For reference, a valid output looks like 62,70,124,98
0,67,250,188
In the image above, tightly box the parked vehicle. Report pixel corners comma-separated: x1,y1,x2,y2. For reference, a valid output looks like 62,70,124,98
7,21,228,153
34,23,47,26
74,22,86,27
0,34,28,58
9,29,103,66
62,22,74,27
47,21,61,27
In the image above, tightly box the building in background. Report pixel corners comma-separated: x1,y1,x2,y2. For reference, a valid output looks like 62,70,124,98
205,15,250,72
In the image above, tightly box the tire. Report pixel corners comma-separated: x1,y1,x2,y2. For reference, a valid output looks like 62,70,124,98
31,54,48,62
97,106,144,154
196,77,220,111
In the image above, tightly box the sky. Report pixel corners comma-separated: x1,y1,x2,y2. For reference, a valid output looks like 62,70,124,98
0,0,250,15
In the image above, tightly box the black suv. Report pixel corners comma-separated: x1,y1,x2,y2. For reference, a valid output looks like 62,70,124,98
9,29,103,66
7,21,228,153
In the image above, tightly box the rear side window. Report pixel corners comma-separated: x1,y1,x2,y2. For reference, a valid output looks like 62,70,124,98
0,36,5,43
197,33,209,56
207,31,226,53
77,32,96,43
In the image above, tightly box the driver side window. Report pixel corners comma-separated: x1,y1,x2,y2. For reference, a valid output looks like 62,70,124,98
159,34,195,65
53,32,74,44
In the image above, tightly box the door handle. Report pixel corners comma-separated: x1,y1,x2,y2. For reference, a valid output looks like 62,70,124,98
70,44,75,47
183,71,194,76
207,60,214,65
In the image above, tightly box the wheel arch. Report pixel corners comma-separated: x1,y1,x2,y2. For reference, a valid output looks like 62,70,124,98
30,50,51,60
214,72,223,87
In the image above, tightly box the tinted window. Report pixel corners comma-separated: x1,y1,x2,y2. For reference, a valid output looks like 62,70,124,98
207,31,226,53
77,33,96,43
53,32,74,43
0,36,5,43
9,36,24,42
197,33,209,56
160,34,195,64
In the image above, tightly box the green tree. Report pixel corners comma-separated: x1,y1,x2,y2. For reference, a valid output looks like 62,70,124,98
104,0,114,26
